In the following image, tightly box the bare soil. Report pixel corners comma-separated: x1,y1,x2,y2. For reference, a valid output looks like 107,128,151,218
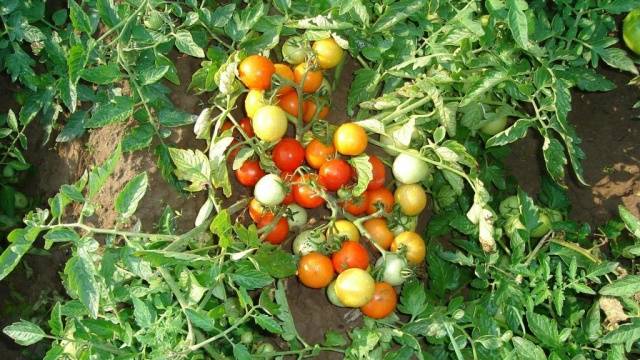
1,53,639,358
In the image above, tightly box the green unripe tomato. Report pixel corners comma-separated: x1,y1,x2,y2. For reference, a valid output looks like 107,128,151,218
282,37,307,65
480,116,508,135
480,15,490,28
530,212,552,238
3,165,15,178
14,192,28,209
499,196,519,216
326,281,346,307
255,342,275,356
623,9,640,55
240,331,254,345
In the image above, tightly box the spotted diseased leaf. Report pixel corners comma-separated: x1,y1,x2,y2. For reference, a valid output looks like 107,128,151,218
209,137,234,197
115,172,148,219
485,119,535,147
168,148,210,192
174,30,205,58
602,320,640,345
506,0,530,50
132,297,155,329
517,189,540,231
185,308,215,331
69,0,93,34
371,0,425,32
67,44,86,84
2,321,45,346
542,137,567,184
65,251,100,318
459,70,508,108
599,47,639,75
511,336,547,360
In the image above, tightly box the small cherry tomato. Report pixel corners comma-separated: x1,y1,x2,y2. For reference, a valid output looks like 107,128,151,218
254,174,286,206
282,36,307,65
235,159,265,187
367,155,386,191
278,91,304,117
327,219,360,242
302,99,329,123
298,252,334,288
360,282,397,319
294,63,323,93
391,231,426,265
273,138,305,172
305,139,335,169
334,123,368,156
239,117,255,138
238,55,275,90
245,89,266,118
318,159,352,191
274,63,295,95
312,38,344,69
341,192,369,216
253,105,288,142
367,188,394,214
392,152,430,185
258,216,289,245
394,184,427,216
363,218,394,250
293,174,325,209
248,198,273,223
332,241,369,273
334,268,375,307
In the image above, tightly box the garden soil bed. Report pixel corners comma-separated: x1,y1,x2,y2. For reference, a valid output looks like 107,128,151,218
1,58,638,358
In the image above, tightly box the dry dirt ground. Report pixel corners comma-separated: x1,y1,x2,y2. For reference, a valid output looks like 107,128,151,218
0,54,638,358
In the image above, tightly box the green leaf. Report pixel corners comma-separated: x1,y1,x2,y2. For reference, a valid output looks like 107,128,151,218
619,205,640,239
542,137,567,184
526,312,561,348
2,320,45,346
69,0,92,34
371,0,425,32
134,250,210,267
185,308,215,331
459,70,508,108
210,137,234,197
506,0,530,50
115,172,148,219
81,64,122,84
398,280,427,318
168,148,210,192
44,228,80,249
323,330,348,347
57,110,87,142
88,144,121,200
174,30,205,58
602,0,640,14
602,320,640,345
7,109,17,131
230,266,273,290
511,336,546,360
599,47,639,75
255,314,283,334
584,301,601,342
350,154,372,196
158,108,195,127
65,251,100,318
485,119,535,147
210,4,235,27
122,123,154,152
347,68,381,116
253,247,297,279
67,44,86,83
139,65,169,85
132,297,155,328
97,0,120,27
517,189,539,231
599,275,640,297
209,209,233,248
233,344,252,360
43,345,64,360
0,227,41,281
86,97,134,128
48,302,63,337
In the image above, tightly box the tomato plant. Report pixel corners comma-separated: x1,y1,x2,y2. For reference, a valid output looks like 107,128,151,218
366,187,394,214
312,38,344,69
294,63,323,93
252,105,288,142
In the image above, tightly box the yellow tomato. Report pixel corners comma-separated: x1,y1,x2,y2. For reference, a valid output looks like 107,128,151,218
391,231,426,265
328,220,360,242
245,89,266,118
252,105,288,142
312,38,344,69
394,184,427,216
334,268,375,307
333,123,367,156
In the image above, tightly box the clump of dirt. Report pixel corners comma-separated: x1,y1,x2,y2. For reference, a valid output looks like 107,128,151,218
504,68,640,224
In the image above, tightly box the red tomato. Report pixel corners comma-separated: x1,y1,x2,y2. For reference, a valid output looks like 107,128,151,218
360,282,397,319
278,91,304,117
367,188,394,214
282,189,295,205
221,121,233,133
305,139,335,169
239,117,255,138
367,155,386,191
341,192,369,216
258,216,289,245
273,138,305,172
318,159,352,191
235,160,265,187
238,55,275,90
249,198,272,222
332,241,370,273
293,174,325,209
302,100,329,123
274,63,295,95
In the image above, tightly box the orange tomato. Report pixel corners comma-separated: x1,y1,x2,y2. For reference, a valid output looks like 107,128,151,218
360,282,397,319
391,231,426,265
294,63,323,93
333,123,367,156
341,192,369,216
278,91,304,117
366,188,394,214
363,218,394,250
274,63,295,95
248,198,272,223
302,99,329,123
332,241,370,273
305,139,335,169
258,217,289,245
238,55,275,90
298,252,335,288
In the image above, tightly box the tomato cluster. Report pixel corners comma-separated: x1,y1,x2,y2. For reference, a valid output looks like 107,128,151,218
229,37,431,320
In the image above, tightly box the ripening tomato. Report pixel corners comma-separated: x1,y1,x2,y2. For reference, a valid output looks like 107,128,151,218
312,38,344,69
254,174,286,206
367,188,394,214
302,99,329,123
363,218,394,250
282,36,307,65
294,63,323,93
334,123,367,156
274,63,295,95
245,89,266,118
360,282,397,319
258,216,289,245
249,198,272,223
341,192,369,216
221,120,233,133
394,184,427,216
367,155,386,191
328,220,360,242
334,268,375,307
391,231,426,265
273,138,305,172
298,252,334,288
293,174,325,209
278,91,304,117
332,241,369,273
235,160,265,187
305,139,335,169
318,159,352,191
253,105,288,142
239,117,255,138
392,152,430,185
238,55,275,90
480,116,508,135
282,187,295,205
